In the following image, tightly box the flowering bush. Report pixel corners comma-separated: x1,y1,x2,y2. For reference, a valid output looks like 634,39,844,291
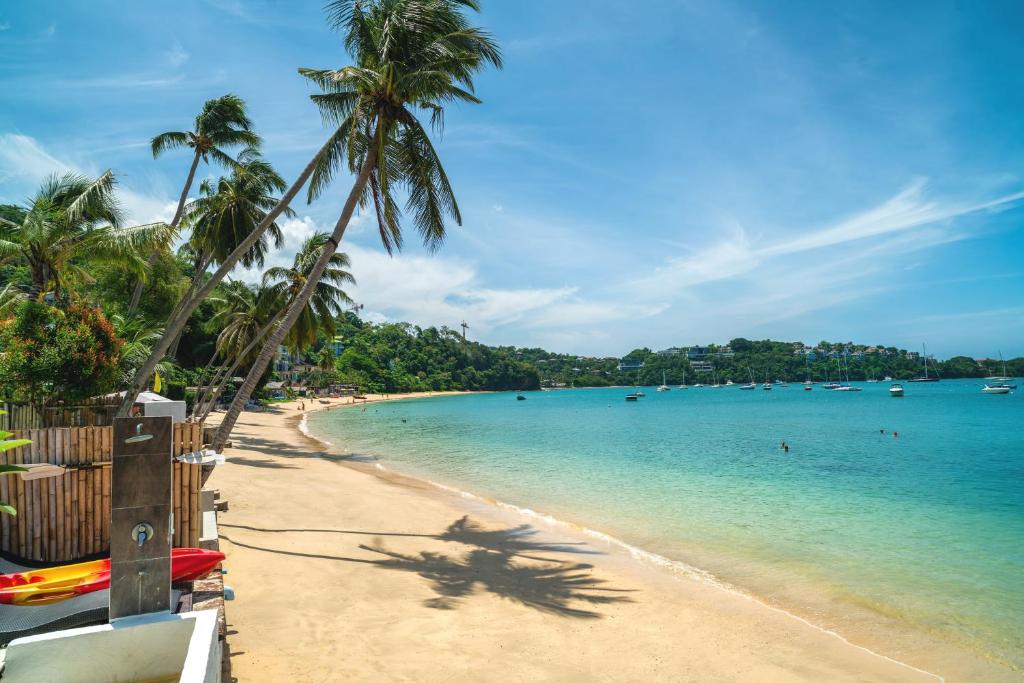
0,301,123,404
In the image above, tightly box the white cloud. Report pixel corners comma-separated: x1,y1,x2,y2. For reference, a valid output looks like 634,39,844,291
163,40,190,69
0,133,175,224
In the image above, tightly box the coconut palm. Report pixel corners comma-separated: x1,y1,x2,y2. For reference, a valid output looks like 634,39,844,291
109,313,168,385
211,0,501,448
119,0,500,418
263,232,355,353
128,94,262,312
0,172,172,301
185,148,289,271
191,282,281,420
163,150,291,359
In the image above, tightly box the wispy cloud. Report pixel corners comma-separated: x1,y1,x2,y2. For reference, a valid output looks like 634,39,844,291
164,39,190,68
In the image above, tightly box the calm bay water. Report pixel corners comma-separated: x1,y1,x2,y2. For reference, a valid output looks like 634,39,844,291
309,381,1023,671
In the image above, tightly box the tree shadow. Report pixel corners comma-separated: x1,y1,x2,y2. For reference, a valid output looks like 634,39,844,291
226,456,299,470
360,541,634,618
221,516,635,619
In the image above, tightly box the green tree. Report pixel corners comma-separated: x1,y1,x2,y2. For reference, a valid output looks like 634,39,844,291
0,301,123,405
0,172,171,301
128,95,262,311
263,233,355,353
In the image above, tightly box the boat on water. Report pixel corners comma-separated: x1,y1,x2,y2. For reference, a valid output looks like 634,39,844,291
802,356,813,390
694,383,704,388
677,369,688,389
516,395,526,401
725,380,734,386
986,351,1014,383
803,383,813,391
657,371,670,392
834,354,861,391
908,343,940,382
740,367,756,390
710,371,723,388
889,383,904,397
635,390,645,397
883,376,892,381
981,384,1011,394
762,383,772,390
625,393,639,401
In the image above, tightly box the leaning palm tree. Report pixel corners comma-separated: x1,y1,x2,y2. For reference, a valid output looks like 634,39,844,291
128,94,261,312
118,0,499,418
164,150,291,359
263,232,355,353
194,242,354,422
0,172,172,300
211,0,501,448
191,282,279,419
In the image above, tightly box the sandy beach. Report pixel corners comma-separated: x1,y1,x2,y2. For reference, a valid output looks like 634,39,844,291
209,394,949,682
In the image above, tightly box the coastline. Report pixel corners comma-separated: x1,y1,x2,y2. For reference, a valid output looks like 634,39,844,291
209,393,1003,681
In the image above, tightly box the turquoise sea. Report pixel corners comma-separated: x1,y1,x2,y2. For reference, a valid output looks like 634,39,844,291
309,380,1023,673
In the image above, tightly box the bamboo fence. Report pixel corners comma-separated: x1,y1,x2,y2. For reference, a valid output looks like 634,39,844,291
0,399,122,430
0,422,205,562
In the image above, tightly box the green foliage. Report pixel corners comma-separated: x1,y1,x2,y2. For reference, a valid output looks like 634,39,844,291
0,301,123,404
0,410,29,516
329,321,539,392
521,340,1024,386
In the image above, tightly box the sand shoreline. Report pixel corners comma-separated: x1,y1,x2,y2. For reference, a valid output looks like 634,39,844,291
209,393,1006,682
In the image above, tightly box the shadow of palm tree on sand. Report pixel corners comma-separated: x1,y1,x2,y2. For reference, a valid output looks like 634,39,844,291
222,516,634,618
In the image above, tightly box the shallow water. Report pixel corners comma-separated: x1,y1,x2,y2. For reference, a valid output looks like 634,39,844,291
310,381,1024,672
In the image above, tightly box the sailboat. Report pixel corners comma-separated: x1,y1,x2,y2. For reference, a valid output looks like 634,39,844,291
657,371,670,392
678,368,688,389
633,368,645,397
803,355,813,390
834,353,862,391
986,351,1014,387
908,343,939,382
762,371,772,390
710,370,723,388
740,366,756,390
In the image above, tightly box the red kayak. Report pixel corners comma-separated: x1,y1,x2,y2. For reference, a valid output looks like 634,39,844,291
0,548,225,606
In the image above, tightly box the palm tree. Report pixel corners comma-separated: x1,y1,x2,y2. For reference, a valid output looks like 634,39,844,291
109,313,167,386
0,172,172,300
185,148,289,271
127,94,261,312
165,150,291,359
211,0,501,448
191,282,279,419
263,232,355,353
118,0,499,418
193,242,353,422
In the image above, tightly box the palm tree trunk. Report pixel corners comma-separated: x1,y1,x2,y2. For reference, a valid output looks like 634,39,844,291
127,150,201,313
194,310,286,421
189,348,224,419
212,146,378,450
117,133,339,418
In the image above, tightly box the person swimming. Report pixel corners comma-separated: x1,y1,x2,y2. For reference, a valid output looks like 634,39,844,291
784,444,790,453
880,428,885,435
893,431,898,438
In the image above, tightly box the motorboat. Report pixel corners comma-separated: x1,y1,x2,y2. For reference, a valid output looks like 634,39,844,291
740,383,756,390
981,384,1011,394
625,393,639,401
516,395,526,401
889,383,904,397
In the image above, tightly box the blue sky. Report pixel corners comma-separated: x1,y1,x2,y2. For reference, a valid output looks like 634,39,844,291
2,0,1023,358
